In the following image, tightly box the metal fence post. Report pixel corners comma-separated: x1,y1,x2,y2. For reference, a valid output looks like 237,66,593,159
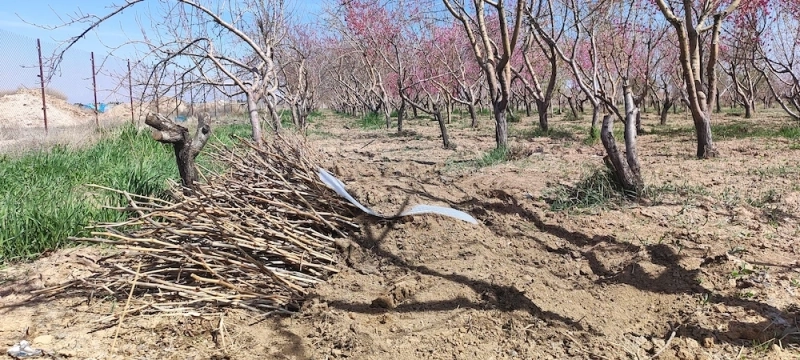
155,63,160,115
203,85,207,117
36,39,48,133
189,77,194,116
173,70,178,117
128,59,134,124
91,51,99,127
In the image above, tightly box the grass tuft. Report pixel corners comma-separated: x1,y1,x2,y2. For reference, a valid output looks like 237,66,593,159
520,127,576,141
545,168,631,211
356,112,386,130
562,111,583,122
475,147,510,167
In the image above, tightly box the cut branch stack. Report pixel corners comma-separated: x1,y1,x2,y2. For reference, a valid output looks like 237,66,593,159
57,134,359,315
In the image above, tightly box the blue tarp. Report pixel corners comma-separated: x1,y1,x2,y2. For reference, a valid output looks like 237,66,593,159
80,103,108,113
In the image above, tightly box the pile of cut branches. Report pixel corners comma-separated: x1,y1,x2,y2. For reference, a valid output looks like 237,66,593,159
54,135,359,315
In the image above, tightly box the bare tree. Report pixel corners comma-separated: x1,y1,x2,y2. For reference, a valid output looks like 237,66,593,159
47,0,290,148
653,0,742,158
442,0,524,149
720,11,766,119
278,24,323,131
750,3,800,120
520,0,563,132
531,0,610,138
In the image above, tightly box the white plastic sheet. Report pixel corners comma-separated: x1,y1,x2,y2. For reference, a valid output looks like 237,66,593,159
7,341,42,358
318,168,478,224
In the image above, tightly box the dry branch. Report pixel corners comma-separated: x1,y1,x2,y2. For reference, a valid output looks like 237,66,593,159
54,134,358,316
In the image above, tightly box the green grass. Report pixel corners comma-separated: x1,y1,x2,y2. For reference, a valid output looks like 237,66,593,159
475,147,510,167
730,264,754,279
476,108,492,116
644,182,710,205
276,109,322,129
648,125,694,137
643,121,800,141
211,123,253,147
562,111,584,122
518,127,576,141
355,112,386,130
581,124,627,145
0,123,248,263
0,125,176,262
713,122,800,139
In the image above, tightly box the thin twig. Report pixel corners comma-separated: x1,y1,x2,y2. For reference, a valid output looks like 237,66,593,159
651,330,676,359
112,261,142,352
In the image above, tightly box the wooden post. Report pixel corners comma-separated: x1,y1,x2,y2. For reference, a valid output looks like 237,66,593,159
36,39,48,133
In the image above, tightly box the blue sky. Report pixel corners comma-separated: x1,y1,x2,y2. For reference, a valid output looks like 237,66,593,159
0,0,328,103
1,1,329,53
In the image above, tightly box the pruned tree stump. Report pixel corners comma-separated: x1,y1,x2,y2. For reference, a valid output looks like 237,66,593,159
145,113,211,195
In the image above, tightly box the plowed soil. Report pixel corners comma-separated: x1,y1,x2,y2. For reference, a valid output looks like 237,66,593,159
1,110,798,359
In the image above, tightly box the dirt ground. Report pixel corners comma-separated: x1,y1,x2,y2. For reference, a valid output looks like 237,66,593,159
1,109,799,359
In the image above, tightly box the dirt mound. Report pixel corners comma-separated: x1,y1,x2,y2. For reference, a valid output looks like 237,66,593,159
0,89,92,128
99,102,149,123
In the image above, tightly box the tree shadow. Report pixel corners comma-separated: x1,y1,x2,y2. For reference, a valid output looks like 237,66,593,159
359,177,799,350
467,191,800,350
330,220,586,331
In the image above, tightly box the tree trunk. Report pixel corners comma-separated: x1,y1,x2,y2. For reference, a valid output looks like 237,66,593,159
434,107,453,149
715,91,722,113
744,100,753,119
525,95,531,117
290,105,300,129
635,110,643,135
246,95,264,147
382,102,391,130
694,114,716,158
445,100,452,124
623,87,643,193
536,99,549,132
145,113,211,195
660,98,672,125
468,102,478,128
599,85,643,197
397,99,406,133
590,104,601,138
567,97,578,118
264,100,281,135
493,102,509,149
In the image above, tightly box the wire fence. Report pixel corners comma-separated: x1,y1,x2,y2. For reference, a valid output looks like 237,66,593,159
0,28,251,136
